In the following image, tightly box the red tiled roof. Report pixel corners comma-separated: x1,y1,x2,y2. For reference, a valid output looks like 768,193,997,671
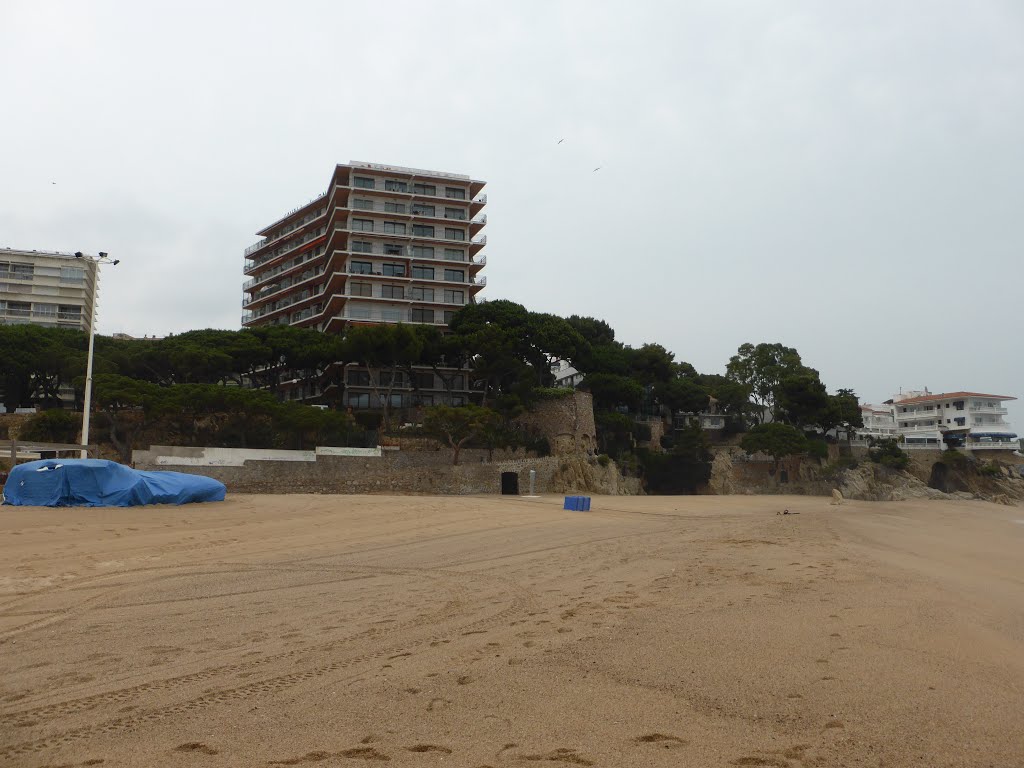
894,391,1016,405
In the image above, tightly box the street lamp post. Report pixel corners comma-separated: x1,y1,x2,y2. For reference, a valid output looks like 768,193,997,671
74,251,119,459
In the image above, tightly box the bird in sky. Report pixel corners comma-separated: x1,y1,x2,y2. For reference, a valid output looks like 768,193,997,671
51,181,56,185
556,138,565,144
593,167,602,172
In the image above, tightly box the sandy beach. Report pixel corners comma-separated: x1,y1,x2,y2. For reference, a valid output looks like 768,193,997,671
1,493,1022,767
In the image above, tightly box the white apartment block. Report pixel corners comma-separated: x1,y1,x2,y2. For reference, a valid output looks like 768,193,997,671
856,405,898,440
0,248,96,332
858,389,1018,451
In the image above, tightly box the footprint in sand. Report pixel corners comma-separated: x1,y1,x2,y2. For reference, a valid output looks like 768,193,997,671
405,744,453,754
174,742,218,755
635,733,687,749
517,747,593,765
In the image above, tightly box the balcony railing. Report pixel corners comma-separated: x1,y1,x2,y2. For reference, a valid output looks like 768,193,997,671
245,225,327,268
347,200,481,222
346,265,485,286
341,308,449,325
243,268,326,307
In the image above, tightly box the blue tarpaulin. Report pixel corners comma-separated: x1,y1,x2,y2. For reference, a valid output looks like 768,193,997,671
2,459,226,507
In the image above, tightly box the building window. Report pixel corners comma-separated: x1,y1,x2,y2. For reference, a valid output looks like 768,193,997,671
443,248,465,261
351,241,373,253
383,244,404,255
413,372,435,389
443,269,465,282
444,289,465,304
444,228,466,241
382,263,406,277
445,187,467,200
412,183,436,195
381,284,404,299
954,400,964,410
411,246,435,259
33,302,57,316
352,218,374,231
349,260,373,274
443,310,456,325
9,263,34,280
353,199,373,209
410,286,435,301
955,417,966,426
383,221,407,234
412,204,435,216
385,202,406,213
444,207,467,220
8,301,31,317
350,282,372,297
354,177,375,189
411,308,435,323
382,309,401,322
348,392,370,408
412,224,435,237
417,394,434,406
385,179,408,192
412,265,435,279
451,395,465,406
348,370,372,387
59,266,85,283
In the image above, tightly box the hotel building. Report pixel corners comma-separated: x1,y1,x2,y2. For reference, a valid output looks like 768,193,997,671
241,162,487,408
857,389,1018,451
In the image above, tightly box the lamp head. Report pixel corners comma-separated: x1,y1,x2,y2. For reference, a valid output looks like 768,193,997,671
112,259,120,265
74,252,83,258
98,251,108,258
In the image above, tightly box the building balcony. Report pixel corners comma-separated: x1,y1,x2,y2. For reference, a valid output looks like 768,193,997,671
243,267,327,309
242,286,327,326
969,405,1009,416
345,265,485,287
897,423,942,434
343,180,487,207
895,410,942,421
340,308,449,326
244,223,328,271
347,200,485,226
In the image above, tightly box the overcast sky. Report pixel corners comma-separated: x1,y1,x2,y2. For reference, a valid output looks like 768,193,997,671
2,1,1022,424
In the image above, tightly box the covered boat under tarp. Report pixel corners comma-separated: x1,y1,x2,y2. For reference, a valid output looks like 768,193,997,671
2,459,226,507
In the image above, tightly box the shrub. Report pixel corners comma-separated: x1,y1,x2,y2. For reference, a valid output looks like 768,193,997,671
806,440,829,460
868,439,910,471
632,422,653,442
19,409,80,443
353,411,383,431
978,462,1001,477
597,453,611,467
722,415,748,435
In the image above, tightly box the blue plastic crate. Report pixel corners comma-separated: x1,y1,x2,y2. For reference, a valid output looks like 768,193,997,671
563,495,591,511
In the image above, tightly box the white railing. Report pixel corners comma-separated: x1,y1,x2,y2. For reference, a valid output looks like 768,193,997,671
964,441,1018,450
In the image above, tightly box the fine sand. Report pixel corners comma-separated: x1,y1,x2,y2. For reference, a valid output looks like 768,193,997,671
1,494,1022,767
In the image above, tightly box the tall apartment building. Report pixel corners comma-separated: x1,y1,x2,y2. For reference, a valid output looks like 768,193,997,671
241,162,487,407
0,248,96,333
